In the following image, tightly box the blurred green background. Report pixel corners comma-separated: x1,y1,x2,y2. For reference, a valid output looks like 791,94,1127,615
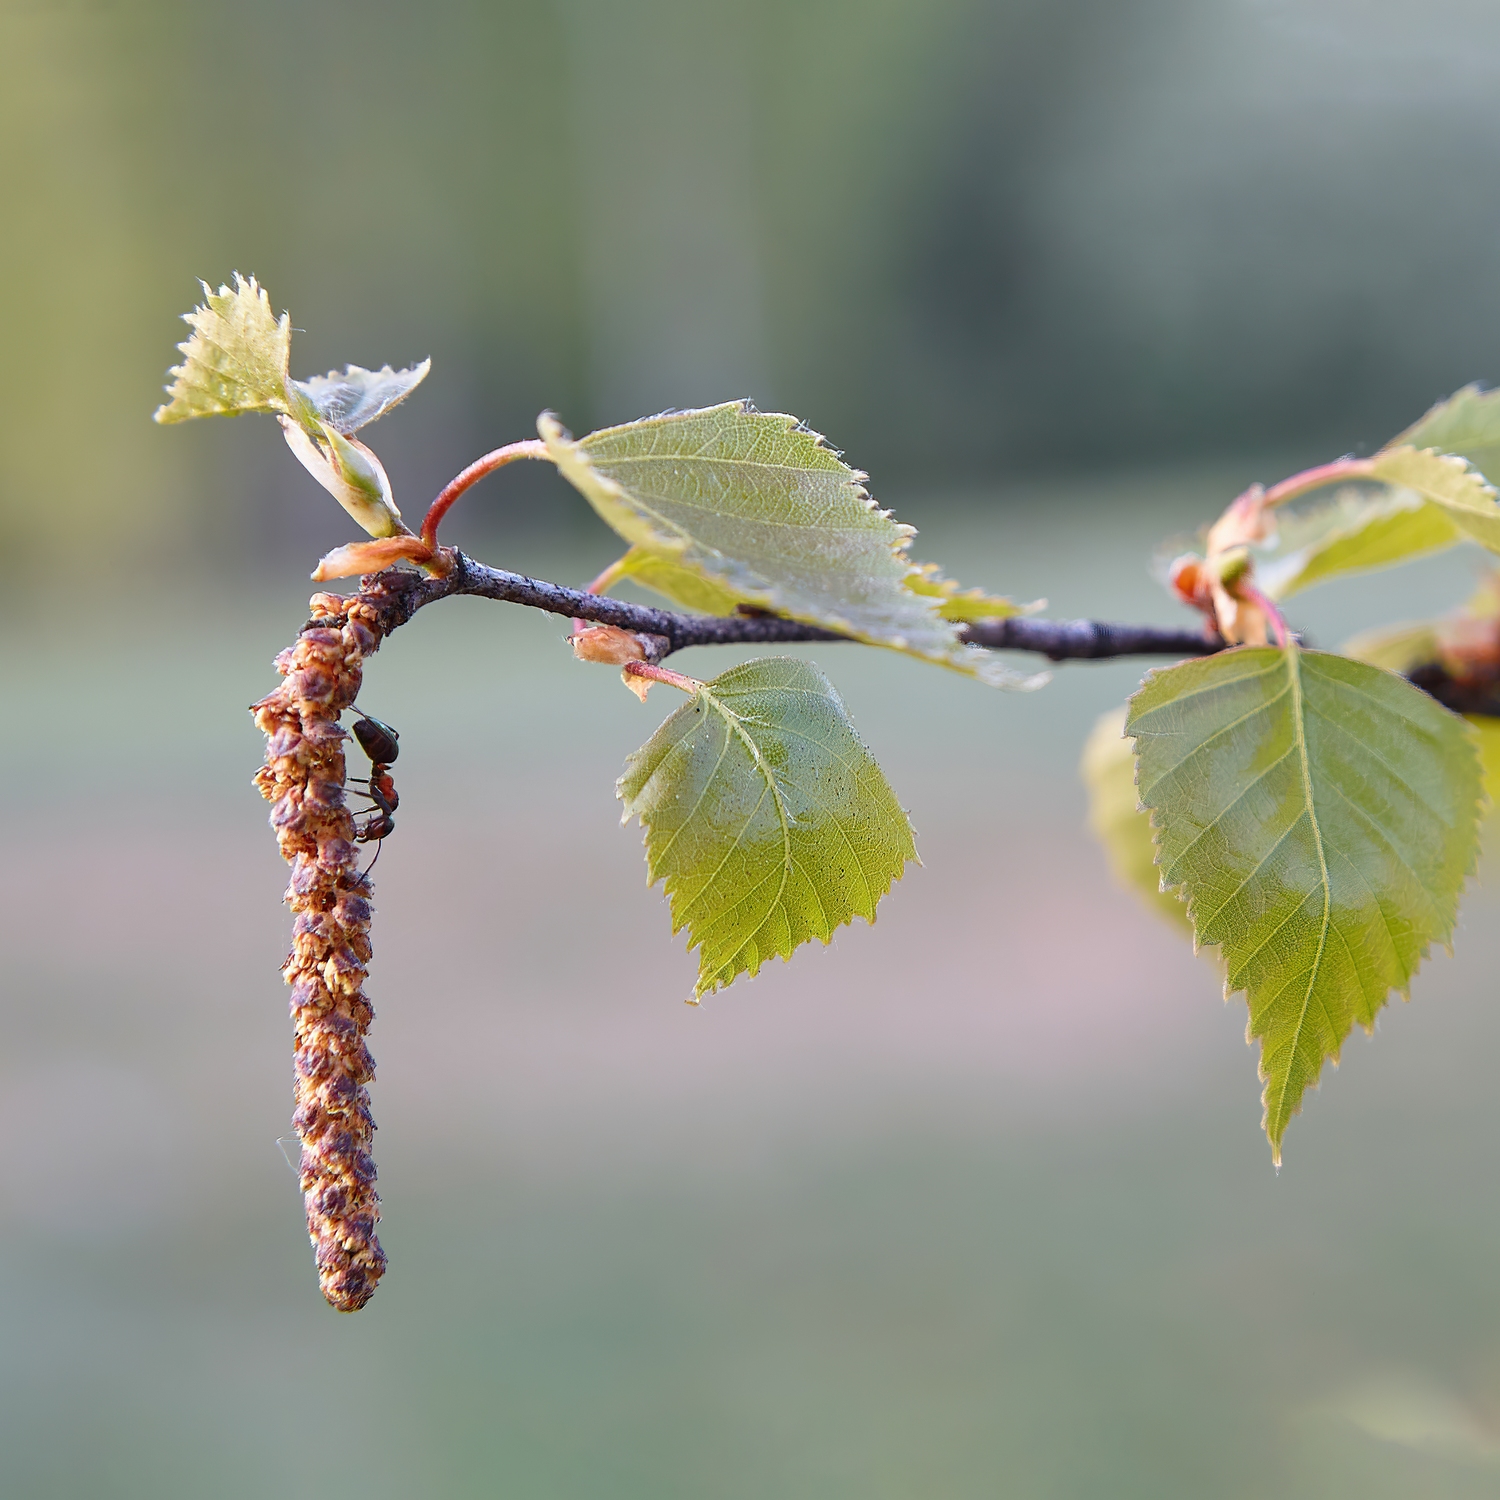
6,0,1500,1495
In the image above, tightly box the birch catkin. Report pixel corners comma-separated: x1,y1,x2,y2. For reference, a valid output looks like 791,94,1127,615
252,592,388,1311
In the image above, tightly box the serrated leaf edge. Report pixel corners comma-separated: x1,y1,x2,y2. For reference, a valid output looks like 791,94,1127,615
1126,645,1484,1162
617,661,916,998
541,402,1038,689
153,273,291,423
288,359,432,433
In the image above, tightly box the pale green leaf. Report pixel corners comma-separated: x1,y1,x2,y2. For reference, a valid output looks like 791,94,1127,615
1080,707,1192,934
903,563,1035,622
611,546,1034,625
540,403,1022,685
288,360,431,435
618,656,917,998
1387,383,1500,484
1257,489,1462,600
609,544,745,616
1470,718,1500,851
1127,645,1481,1162
154,274,291,423
281,419,405,538
1367,446,1500,552
1340,620,1442,676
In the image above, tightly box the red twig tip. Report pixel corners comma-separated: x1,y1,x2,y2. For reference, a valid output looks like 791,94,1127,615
420,439,549,549
1260,456,1376,510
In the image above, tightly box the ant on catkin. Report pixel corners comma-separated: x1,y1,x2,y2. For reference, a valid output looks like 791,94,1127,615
345,712,400,846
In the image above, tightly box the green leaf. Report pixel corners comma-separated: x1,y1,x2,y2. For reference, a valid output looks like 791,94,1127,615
1340,620,1442,676
1471,716,1500,840
288,360,431,435
1367,446,1500,552
608,544,745,616
154,274,291,423
1127,645,1481,1162
1257,490,1462,601
540,403,1022,685
1081,707,1192,934
1388,383,1500,484
618,656,917,998
281,419,405,538
903,563,1035,622
611,546,1033,625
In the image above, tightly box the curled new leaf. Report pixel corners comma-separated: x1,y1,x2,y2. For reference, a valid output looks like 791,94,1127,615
618,657,917,998
540,403,1023,685
1388,383,1500,485
154,274,291,423
1127,645,1481,1162
289,361,432,435
1367,447,1500,553
282,418,405,538
1257,490,1462,601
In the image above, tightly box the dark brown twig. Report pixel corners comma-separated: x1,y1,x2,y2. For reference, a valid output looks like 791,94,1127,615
358,551,1226,662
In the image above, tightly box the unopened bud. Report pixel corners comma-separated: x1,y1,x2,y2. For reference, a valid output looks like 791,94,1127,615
570,624,649,665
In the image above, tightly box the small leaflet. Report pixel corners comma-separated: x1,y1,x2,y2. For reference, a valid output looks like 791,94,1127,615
154,274,292,424
288,361,432,435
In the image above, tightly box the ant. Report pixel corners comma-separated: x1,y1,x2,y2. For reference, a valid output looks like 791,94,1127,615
345,711,400,847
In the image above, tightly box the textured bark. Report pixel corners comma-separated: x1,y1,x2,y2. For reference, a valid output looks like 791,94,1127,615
362,550,1226,662
252,592,388,1312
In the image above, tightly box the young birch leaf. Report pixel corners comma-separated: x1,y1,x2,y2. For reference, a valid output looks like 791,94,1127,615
154,274,291,423
1257,490,1462,601
1080,707,1192,934
1366,447,1500,552
288,361,432,434
540,403,1022,685
1127,645,1481,1162
608,544,746,616
1340,620,1443,675
281,419,406,538
610,547,1031,623
903,563,1036,622
618,657,916,999
1388,383,1500,483
1472,715,1500,818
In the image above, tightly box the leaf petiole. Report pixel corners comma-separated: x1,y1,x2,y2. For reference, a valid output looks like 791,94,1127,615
623,662,703,695
1243,582,1289,648
419,439,550,549
1258,456,1377,511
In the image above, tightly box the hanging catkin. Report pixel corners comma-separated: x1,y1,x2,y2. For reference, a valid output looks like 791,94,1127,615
252,591,389,1311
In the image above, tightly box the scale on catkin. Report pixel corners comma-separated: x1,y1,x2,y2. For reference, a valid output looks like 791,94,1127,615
252,591,390,1311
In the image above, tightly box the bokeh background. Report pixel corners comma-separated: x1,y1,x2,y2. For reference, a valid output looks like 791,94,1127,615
6,1,1500,1495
